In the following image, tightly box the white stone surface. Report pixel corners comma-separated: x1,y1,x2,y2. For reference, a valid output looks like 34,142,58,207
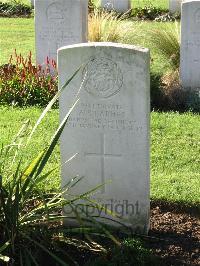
34,0,88,66
101,0,131,12
169,0,184,13
58,42,150,234
180,0,200,89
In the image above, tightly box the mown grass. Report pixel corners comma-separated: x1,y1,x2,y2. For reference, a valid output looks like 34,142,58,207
0,18,35,64
0,107,199,204
151,112,200,204
1,0,31,4
131,0,169,9
0,106,61,190
0,17,176,75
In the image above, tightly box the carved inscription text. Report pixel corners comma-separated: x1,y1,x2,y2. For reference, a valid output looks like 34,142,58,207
67,102,143,131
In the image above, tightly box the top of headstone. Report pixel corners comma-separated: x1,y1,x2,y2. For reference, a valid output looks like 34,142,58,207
58,42,149,54
183,0,200,4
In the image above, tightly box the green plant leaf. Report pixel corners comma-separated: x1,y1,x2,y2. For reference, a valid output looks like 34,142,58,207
0,241,10,253
24,248,39,266
27,66,81,144
0,254,10,263
21,233,69,266
35,98,79,178
22,150,45,181
0,241,10,263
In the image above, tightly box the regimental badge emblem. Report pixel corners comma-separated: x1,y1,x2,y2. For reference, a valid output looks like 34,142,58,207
46,3,64,21
83,57,123,98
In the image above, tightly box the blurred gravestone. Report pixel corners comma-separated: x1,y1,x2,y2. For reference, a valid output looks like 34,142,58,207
34,0,88,65
181,0,200,89
58,42,150,234
101,0,131,12
169,0,184,13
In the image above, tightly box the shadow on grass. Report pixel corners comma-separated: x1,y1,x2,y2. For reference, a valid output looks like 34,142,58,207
151,199,200,217
150,72,200,114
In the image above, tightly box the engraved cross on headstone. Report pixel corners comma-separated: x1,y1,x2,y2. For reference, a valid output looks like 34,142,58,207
85,134,122,193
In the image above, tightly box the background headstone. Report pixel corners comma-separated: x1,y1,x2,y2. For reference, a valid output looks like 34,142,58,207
35,0,88,65
101,0,131,12
58,42,150,234
169,0,184,13
180,0,200,89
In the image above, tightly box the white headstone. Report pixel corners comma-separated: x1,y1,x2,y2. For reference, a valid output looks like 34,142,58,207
101,0,131,12
58,42,150,234
180,0,200,89
169,0,184,13
34,0,88,65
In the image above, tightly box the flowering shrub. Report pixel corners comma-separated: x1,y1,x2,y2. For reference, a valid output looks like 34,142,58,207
0,50,58,107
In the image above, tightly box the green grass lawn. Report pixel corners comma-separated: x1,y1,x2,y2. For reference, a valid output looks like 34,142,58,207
0,106,61,189
0,18,35,64
0,107,199,204
131,0,169,9
1,0,31,4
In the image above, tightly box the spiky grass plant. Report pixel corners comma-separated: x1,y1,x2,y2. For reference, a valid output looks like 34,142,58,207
88,9,126,42
147,22,180,70
0,68,116,265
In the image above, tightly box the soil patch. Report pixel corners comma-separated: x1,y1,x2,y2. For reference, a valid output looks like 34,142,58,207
147,200,200,265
